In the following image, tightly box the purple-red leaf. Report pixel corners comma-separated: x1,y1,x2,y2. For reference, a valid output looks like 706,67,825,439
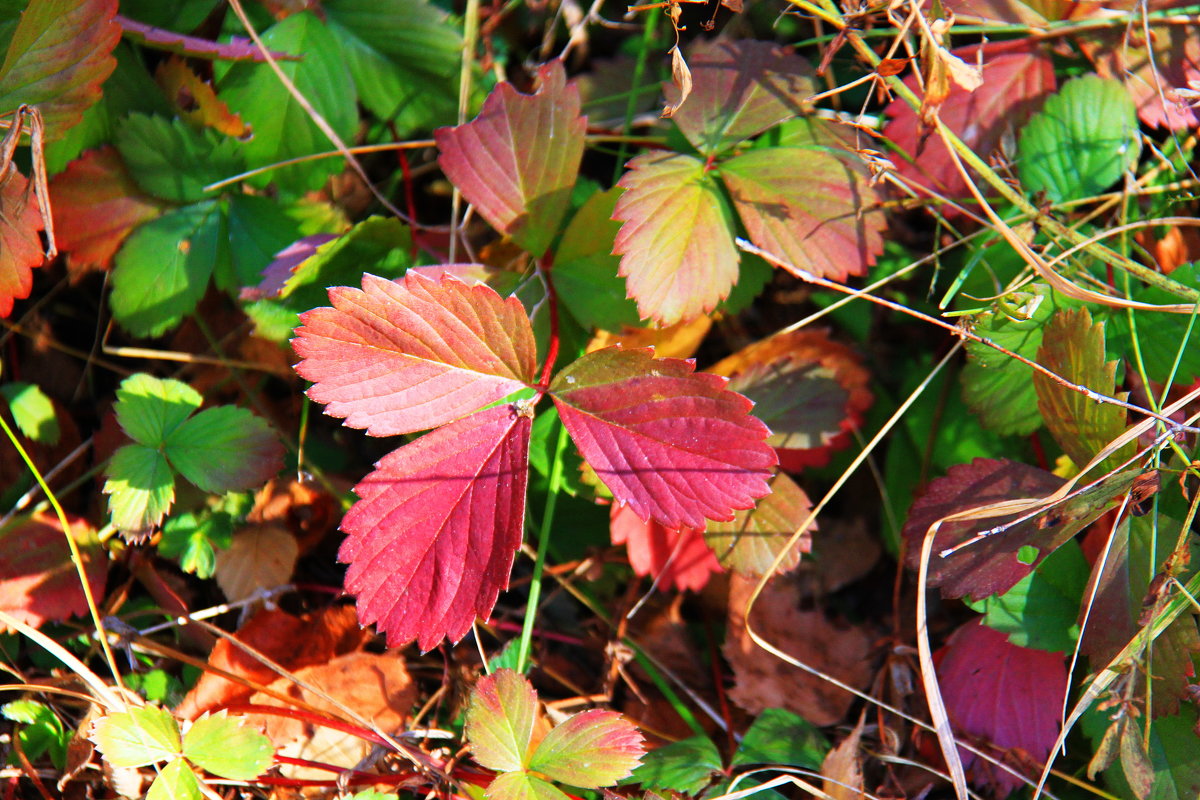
550,347,775,529
529,709,644,788
338,404,531,650
294,272,537,436
117,15,297,62
435,60,586,258
613,152,739,325
720,126,884,283
466,669,538,773
937,619,1066,795
665,39,814,156
0,0,120,140
0,512,108,631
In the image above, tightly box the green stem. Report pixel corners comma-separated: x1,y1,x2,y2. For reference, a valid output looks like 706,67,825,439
613,12,659,184
514,419,569,673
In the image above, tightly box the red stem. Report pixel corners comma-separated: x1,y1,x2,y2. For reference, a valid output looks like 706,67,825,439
536,254,560,389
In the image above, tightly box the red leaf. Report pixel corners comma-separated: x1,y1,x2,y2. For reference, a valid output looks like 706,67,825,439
435,60,586,258
339,404,532,650
0,0,120,140
665,39,814,156
720,125,884,284
610,504,722,593
294,272,538,436
117,15,296,63
49,146,167,276
0,512,108,631
613,152,739,325
0,171,46,317
884,41,1055,205
937,619,1066,795
550,347,775,529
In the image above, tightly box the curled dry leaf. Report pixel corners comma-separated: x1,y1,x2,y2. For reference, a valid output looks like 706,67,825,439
660,46,692,119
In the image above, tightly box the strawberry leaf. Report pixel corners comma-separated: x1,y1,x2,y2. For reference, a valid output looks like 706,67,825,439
182,711,273,780
0,169,46,317
113,373,202,446
0,382,59,444
147,758,201,800
0,512,107,631
721,127,884,284
155,56,248,138
103,444,175,535
613,152,739,325
610,504,723,592
435,60,585,258
1033,308,1134,470
164,406,284,494
666,39,813,157
339,404,531,650
466,669,538,773
705,470,814,577
48,146,166,274
0,0,120,140
553,187,643,332
294,272,537,437
529,709,644,787
937,620,1066,795
486,771,572,800
90,705,181,767
116,15,294,62
550,347,775,529
115,113,244,204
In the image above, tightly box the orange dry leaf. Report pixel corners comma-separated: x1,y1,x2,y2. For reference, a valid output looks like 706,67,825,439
155,56,249,138
723,574,873,726
213,523,299,602
587,316,713,360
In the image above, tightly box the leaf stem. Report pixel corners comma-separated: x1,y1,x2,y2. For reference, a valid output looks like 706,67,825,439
613,11,659,184
536,255,561,389
514,419,569,674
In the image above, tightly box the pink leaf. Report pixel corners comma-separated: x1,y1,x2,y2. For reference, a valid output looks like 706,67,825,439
1080,24,1200,130
884,41,1055,205
613,152,739,325
466,669,538,773
529,709,644,788
294,272,538,436
117,15,298,62
610,504,723,593
338,404,531,650
665,39,814,156
720,122,884,283
436,61,586,258
550,347,775,529
937,619,1066,795
0,512,108,631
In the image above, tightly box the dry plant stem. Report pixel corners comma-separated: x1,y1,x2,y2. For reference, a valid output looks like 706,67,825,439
0,611,122,710
203,140,436,193
225,0,413,226
736,238,1195,433
449,0,481,263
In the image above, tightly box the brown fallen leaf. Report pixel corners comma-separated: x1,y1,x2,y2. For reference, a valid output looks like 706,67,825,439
214,523,299,602
724,574,873,726
822,713,866,800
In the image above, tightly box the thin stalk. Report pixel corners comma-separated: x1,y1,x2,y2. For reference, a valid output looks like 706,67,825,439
613,11,659,184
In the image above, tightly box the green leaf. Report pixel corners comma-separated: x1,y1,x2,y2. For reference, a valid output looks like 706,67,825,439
115,114,243,203
324,0,462,135
110,202,224,337
629,735,722,794
103,444,176,534
529,710,644,788
276,216,412,312
968,539,1088,652
113,374,203,447
1106,262,1200,384
218,12,358,195
1034,308,1135,471
732,708,828,769
553,187,643,332
2,699,67,768
222,194,304,292
182,711,274,779
90,705,181,768
466,669,538,773
147,757,202,800
0,382,59,444
158,511,233,579
1018,75,1140,203
486,771,573,800
164,405,283,493
961,284,1057,436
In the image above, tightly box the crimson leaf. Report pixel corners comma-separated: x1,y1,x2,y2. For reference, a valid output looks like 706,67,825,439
550,347,775,529
436,60,586,258
294,272,538,436
339,404,532,650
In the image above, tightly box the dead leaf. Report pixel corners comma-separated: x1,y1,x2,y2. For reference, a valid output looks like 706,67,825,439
822,713,866,800
246,477,339,555
724,574,873,726
214,523,299,602
661,46,693,119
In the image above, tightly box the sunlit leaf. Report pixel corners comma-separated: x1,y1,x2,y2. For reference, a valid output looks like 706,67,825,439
0,382,58,444
665,39,814,156
182,711,273,779
103,443,175,534
0,512,107,631
705,471,815,577
155,56,247,137
1018,75,1140,204
613,151,739,325
294,272,537,436
529,709,644,787
551,347,775,529
0,169,45,317
486,771,571,800
159,511,233,579
90,705,181,768
436,60,585,258
0,0,120,139
339,404,531,650
610,504,722,592
466,669,538,773
164,406,283,494
112,373,202,447
147,757,201,800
